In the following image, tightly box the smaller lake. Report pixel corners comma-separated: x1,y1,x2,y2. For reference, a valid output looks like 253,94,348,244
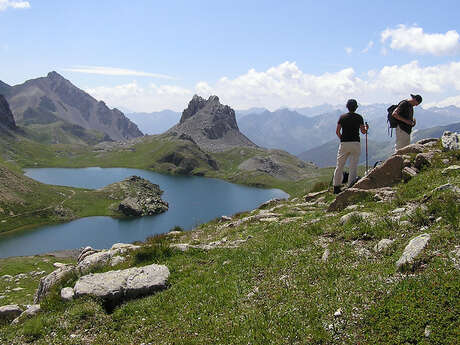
0,168,288,258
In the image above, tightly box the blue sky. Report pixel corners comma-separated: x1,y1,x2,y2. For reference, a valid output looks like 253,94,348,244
1,0,460,111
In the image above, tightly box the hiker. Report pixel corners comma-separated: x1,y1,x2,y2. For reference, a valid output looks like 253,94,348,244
332,99,368,194
392,94,422,151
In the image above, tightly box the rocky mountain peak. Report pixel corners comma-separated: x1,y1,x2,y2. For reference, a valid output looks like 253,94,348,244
0,95,17,130
169,95,256,152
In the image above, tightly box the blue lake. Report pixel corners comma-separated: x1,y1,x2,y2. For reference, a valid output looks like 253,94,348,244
0,168,288,258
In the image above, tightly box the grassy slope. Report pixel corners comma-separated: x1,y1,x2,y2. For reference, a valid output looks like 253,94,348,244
0,143,458,344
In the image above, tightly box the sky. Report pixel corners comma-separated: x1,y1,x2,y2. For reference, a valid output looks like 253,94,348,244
1,0,460,112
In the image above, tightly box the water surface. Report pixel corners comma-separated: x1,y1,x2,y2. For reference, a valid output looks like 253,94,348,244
0,168,287,258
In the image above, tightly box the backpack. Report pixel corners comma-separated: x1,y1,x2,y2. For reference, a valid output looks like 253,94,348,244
387,104,399,137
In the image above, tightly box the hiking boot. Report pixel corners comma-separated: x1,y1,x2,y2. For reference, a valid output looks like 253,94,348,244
333,186,342,194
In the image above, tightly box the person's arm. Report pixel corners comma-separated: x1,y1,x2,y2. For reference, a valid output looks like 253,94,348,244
392,107,415,127
336,123,342,139
360,123,368,134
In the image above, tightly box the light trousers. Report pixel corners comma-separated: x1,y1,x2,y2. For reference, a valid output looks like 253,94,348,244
333,141,361,187
394,125,411,152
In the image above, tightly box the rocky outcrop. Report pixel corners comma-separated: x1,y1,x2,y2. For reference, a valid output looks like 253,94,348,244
11,305,41,325
73,264,169,304
327,187,395,212
34,265,77,303
0,95,17,130
101,176,169,217
396,233,431,271
0,305,22,323
353,155,404,190
4,71,142,141
441,131,460,151
167,95,257,152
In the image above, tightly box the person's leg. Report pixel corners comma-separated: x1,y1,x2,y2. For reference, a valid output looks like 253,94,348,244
348,142,361,187
333,143,351,187
395,126,411,151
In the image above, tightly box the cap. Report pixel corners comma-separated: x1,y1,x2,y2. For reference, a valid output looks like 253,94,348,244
411,94,422,104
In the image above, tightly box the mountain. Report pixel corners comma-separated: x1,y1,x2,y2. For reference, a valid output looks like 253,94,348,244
3,72,142,142
235,107,268,120
294,104,341,117
167,95,257,152
0,80,11,96
0,95,17,131
125,110,181,134
239,108,342,154
239,104,460,157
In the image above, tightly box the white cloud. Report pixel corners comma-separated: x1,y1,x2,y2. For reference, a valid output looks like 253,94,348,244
381,25,460,55
345,47,353,55
85,61,460,112
361,41,374,53
63,66,175,80
0,0,30,11
85,82,193,112
424,95,460,108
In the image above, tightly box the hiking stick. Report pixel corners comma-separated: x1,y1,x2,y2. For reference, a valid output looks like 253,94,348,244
365,122,369,174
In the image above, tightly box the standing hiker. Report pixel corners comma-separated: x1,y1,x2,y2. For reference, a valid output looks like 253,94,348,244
332,99,368,194
392,94,422,151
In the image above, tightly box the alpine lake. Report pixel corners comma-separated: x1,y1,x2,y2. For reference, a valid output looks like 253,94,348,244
0,168,288,258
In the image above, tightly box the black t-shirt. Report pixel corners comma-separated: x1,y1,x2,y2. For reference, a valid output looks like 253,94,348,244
394,100,414,134
338,112,364,142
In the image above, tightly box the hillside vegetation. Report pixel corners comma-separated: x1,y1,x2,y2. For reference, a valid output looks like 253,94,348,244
1,139,458,344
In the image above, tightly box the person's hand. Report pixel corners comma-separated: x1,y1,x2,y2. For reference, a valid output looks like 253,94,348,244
411,118,416,127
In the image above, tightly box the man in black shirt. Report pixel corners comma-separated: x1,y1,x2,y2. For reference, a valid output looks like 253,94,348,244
333,99,368,194
392,94,422,151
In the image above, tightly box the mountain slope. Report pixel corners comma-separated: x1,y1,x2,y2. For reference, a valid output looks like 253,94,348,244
167,95,257,152
3,72,142,142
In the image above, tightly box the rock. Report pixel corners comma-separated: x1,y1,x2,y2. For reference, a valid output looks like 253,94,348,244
414,152,435,170
110,256,126,266
12,287,24,291
11,304,41,325
110,243,140,254
1,275,12,281
53,262,67,268
333,308,342,317
321,248,330,262
73,264,169,303
60,287,75,301
396,233,431,271
327,188,372,212
260,217,278,222
0,95,17,131
424,325,431,337
77,246,100,263
258,198,284,209
340,212,373,225
280,217,302,224
394,143,424,155
374,239,395,253
433,183,460,194
220,215,232,222
14,273,27,280
442,165,460,175
356,247,372,258
170,244,190,252
353,155,404,190
304,190,328,202
167,231,182,236
77,251,112,274
402,166,418,182
0,305,22,322
441,131,460,151
416,138,438,145
34,265,77,303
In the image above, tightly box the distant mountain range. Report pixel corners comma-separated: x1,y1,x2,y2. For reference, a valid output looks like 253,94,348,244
125,110,180,135
237,104,460,156
0,72,142,144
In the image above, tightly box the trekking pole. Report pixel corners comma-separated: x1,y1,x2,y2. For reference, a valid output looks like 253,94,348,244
365,122,369,174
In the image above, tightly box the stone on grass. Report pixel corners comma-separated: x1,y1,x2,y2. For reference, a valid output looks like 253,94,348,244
441,131,460,151
34,265,77,303
73,264,169,303
374,239,395,253
321,248,330,262
417,138,438,145
11,304,41,325
327,188,372,212
353,155,404,190
402,167,418,182
340,212,372,225
60,287,75,301
442,165,460,175
414,152,435,170
304,190,328,202
0,305,22,322
77,251,112,274
433,183,460,194
394,143,424,155
110,255,126,266
396,233,431,271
